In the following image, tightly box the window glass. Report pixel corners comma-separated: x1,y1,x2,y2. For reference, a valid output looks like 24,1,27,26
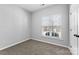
42,14,62,39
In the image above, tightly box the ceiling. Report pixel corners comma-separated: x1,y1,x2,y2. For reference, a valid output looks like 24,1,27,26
17,4,54,12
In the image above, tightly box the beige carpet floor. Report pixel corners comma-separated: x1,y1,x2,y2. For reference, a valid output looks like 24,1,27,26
0,39,71,55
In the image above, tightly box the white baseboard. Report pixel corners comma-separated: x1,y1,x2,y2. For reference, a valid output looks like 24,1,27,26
68,47,73,55
31,38,72,54
68,47,78,55
0,37,70,52
0,38,30,50
30,37,69,48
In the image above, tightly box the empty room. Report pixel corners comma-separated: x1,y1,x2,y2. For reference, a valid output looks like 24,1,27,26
0,4,79,55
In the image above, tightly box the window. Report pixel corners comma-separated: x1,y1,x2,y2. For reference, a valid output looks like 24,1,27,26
42,14,62,39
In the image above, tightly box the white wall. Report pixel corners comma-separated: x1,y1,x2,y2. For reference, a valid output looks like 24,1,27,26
32,4,69,47
0,5,31,49
0,4,70,49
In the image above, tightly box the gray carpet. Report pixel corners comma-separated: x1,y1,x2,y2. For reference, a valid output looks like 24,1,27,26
0,39,71,55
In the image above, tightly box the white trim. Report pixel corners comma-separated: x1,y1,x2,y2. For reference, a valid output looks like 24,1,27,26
0,37,70,52
0,38,30,50
30,37,69,48
31,38,72,54
68,47,73,55
68,47,78,55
